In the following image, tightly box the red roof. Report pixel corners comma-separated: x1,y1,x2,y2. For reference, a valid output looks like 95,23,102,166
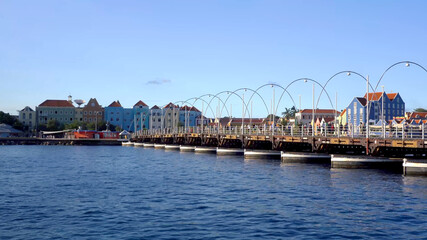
163,102,177,109
230,118,264,124
180,105,192,111
363,92,399,101
407,112,427,119
108,101,122,107
190,106,201,112
151,105,160,109
39,100,74,108
363,92,383,101
299,109,340,114
387,93,398,101
134,100,148,107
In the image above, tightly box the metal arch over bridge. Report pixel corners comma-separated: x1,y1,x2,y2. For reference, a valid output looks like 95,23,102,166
135,60,427,158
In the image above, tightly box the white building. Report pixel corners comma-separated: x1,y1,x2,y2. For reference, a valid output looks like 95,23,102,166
149,105,162,130
295,109,340,125
18,106,36,130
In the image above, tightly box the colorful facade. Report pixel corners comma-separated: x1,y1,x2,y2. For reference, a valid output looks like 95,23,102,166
346,92,405,128
82,98,104,125
18,106,36,130
36,99,76,126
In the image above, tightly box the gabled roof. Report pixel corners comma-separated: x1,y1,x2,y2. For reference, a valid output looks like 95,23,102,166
363,92,399,102
299,109,340,114
151,105,160,109
39,100,74,108
180,105,192,111
356,97,367,106
163,102,177,109
134,100,148,107
387,93,398,101
363,92,383,101
339,109,347,117
108,101,122,107
20,106,34,112
190,106,201,112
84,98,101,108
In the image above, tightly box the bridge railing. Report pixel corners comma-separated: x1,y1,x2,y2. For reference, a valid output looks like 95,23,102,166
134,124,426,140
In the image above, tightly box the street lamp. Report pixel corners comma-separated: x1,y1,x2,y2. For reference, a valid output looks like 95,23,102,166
382,85,385,138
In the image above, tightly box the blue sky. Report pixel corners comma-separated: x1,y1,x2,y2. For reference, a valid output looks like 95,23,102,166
1,0,426,117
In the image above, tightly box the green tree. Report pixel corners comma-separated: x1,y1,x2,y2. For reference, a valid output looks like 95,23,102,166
64,121,86,130
115,126,122,132
46,119,61,131
281,106,298,125
0,111,18,125
97,120,108,131
414,108,427,112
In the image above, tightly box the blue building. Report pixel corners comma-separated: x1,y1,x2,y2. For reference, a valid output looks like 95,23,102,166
346,92,405,130
179,106,202,127
133,100,150,131
105,101,124,131
105,100,150,132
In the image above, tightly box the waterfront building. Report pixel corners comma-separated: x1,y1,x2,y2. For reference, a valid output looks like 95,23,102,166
195,115,210,127
179,106,201,127
149,105,162,130
405,112,427,125
133,100,150,131
295,109,340,125
0,123,23,137
104,101,124,130
346,92,405,130
82,98,104,127
163,103,180,129
337,109,347,126
36,99,76,126
18,106,36,130
75,108,83,122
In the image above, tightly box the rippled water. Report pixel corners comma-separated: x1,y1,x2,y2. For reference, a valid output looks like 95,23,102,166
0,145,426,239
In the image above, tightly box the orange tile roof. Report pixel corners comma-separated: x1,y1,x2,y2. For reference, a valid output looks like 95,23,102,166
134,100,148,107
180,105,192,111
387,93,398,101
151,105,160,109
363,92,399,101
108,101,122,107
407,112,427,119
363,92,383,101
39,100,74,107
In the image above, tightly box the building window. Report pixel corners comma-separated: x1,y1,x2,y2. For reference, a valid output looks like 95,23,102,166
23,113,26,118
84,118,87,121
89,111,92,115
